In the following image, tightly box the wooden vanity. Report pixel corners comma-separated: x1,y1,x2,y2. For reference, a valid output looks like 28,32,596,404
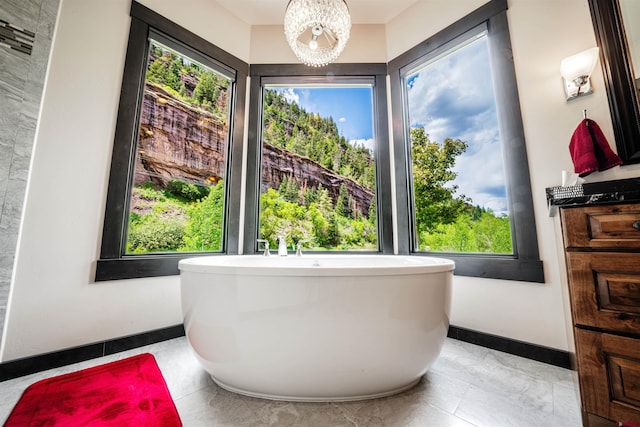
559,202,640,426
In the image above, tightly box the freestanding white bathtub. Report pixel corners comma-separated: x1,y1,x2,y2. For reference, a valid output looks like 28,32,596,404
179,254,454,402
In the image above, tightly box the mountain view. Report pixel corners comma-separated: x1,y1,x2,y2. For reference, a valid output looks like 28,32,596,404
125,41,377,253
125,40,512,255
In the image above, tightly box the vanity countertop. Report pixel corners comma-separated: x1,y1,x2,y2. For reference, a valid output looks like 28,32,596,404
546,177,640,215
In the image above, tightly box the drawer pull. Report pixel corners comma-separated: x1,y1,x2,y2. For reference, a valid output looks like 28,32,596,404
634,220,640,231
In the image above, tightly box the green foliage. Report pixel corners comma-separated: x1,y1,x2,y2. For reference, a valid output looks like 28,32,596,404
126,183,188,253
136,183,166,201
127,215,186,253
335,183,353,217
258,187,376,251
180,181,225,251
147,59,169,85
193,72,221,113
145,43,228,116
259,188,312,249
410,127,469,234
368,195,377,223
166,179,210,202
126,180,226,254
278,175,300,203
420,208,513,254
325,213,342,248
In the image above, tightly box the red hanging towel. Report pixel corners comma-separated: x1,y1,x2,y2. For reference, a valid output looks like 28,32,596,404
569,118,622,177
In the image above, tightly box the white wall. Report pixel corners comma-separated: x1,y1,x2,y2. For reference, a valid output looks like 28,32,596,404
3,0,640,361
0,0,250,361
386,0,489,60
250,24,388,64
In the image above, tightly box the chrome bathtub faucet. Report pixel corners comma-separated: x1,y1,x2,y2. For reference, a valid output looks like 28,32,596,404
257,239,270,256
295,240,308,257
277,235,288,256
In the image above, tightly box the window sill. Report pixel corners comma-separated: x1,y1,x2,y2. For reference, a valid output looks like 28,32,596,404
95,253,220,281
413,253,544,283
96,252,543,283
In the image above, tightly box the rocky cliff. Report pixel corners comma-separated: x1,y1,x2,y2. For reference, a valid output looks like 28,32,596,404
262,143,373,216
136,82,373,215
135,83,228,186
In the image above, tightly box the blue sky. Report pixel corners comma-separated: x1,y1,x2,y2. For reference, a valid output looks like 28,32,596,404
272,37,509,215
276,86,375,151
406,35,509,215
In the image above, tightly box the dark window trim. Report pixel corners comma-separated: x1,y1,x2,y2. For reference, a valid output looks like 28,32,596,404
388,0,544,283
97,1,542,282
243,63,393,255
95,1,248,281
588,0,640,165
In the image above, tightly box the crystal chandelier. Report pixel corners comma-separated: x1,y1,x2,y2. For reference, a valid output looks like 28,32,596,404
284,0,351,67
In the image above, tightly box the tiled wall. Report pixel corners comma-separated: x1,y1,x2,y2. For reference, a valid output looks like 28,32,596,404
0,0,59,337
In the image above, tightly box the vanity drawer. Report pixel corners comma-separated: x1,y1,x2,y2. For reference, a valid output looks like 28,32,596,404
575,328,640,423
561,204,640,249
566,252,640,335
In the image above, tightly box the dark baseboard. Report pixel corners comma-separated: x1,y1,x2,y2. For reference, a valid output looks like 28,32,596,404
0,324,185,382
448,325,572,369
0,324,571,382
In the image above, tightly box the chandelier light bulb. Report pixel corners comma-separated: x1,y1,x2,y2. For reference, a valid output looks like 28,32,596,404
311,25,324,37
284,0,351,67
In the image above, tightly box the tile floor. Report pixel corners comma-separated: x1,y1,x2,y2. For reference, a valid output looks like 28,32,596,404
0,337,581,426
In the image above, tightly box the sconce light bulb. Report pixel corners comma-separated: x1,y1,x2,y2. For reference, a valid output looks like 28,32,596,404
573,75,589,87
561,47,599,101
309,39,318,50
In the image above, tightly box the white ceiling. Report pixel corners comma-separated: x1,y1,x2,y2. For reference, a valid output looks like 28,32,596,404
214,0,422,26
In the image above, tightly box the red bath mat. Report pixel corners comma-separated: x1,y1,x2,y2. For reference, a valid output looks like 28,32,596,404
4,353,182,426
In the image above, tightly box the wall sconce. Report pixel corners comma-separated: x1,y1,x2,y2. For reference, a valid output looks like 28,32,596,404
560,47,600,101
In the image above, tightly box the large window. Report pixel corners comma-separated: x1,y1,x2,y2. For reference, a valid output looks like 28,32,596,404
126,38,233,255
258,84,377,251
96,2,247,280
406,28,512,255
389,0,544,282
244,65,393,255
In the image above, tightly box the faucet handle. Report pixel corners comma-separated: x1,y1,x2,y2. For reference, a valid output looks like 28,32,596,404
295,240,308,256
257,239,270,256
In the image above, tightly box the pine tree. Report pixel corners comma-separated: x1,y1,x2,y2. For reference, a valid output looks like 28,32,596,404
284,176,299,203
368,195,377,222
336,183,352,217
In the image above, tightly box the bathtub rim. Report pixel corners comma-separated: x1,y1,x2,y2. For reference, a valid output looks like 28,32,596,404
178,254,455,276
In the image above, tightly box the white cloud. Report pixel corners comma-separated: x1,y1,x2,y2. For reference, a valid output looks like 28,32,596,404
338,117,347,123
281,88,299,104
406,36,510,215
349,138,375,152
453,140,509,215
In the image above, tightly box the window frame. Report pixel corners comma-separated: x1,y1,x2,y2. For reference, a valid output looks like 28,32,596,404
95,1,248,281
388,0,544,282
243,64,393,255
